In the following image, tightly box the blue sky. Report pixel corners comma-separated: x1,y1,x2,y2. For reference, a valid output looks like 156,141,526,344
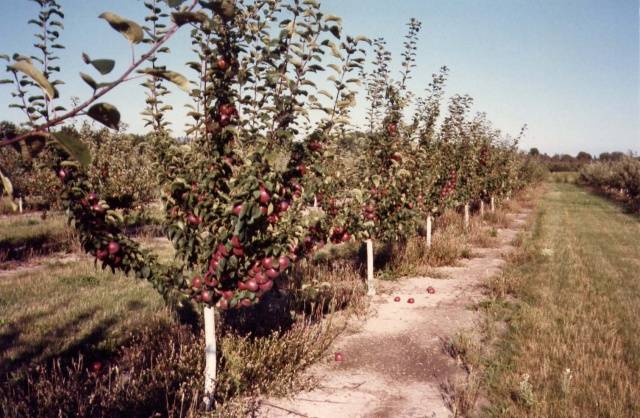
0,0,638,155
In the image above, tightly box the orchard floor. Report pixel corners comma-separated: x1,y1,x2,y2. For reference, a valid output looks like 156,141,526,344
257,208,531,417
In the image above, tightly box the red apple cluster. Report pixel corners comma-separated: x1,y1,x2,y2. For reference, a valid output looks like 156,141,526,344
362,202,377,221
95,240,122,267
440,169,458,199
329,226,351,244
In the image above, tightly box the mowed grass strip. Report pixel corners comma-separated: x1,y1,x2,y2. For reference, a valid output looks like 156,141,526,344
482,182,640,418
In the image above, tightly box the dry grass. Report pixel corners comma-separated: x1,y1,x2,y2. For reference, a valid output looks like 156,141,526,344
477,183,640,418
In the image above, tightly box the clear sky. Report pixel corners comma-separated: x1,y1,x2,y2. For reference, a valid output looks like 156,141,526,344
0,0,638,155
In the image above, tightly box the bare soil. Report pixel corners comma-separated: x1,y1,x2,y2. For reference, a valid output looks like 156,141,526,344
257,210,530,418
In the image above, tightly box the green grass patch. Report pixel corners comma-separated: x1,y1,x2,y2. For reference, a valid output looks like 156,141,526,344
480,182,640,417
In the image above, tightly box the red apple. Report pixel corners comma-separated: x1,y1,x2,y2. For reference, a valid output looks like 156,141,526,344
278,256,290,271
341,232,351,242
393,296,401,302
191,276,203,289
308,141,322,151
107,241,120,255
245,279,259,292
240,298,252,308
334,352,344,362
96,249,108,260
266,268,279,279
232,204,243,216
216,56,229,71
218,298,229,310
219,103,237,117
255,271,268,284
259,280,273,292
187,214,201,225
387,123,398,136
222,290,234,300
297,164,307,175
90,361,102,373
230,235,242,248
278,200,290,212
232,247,244,257
261,257,273,269
57,169,67,180
427,286,436,294
407,297,415,304
259,187,270,204
201,290,212,303
217,244,229,257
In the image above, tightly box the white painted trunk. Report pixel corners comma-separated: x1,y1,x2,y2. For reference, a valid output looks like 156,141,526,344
203,306,216,409
366,239,375,295
464,203,470,230
490,196,495,212
480,200,484,217
426,215,432,248
18,197,23,213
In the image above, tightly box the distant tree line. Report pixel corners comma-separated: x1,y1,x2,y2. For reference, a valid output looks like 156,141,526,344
528,147,638,172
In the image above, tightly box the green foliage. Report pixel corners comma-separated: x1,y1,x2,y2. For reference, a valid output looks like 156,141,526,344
579,155,640,211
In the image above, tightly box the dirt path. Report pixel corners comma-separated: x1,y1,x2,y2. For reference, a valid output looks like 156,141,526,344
258,210,531,418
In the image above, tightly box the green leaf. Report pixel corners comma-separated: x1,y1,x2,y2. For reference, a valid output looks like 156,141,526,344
137,68,190,92
8,59,57,100
52,131,92,168
80,72,98,90
90,59,115,75
87,102,121,130
99,12,144,44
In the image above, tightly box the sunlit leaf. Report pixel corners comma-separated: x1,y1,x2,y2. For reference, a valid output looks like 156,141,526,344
80,72,98,90
137,68,190,92
99,12,144,44
8,59,57,100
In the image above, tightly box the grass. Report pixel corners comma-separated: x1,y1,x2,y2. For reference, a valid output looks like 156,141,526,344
550,171,579,184
479,182,640,417
0,212,77,263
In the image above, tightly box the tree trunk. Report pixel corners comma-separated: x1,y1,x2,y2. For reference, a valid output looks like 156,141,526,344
203,306,216,410
426,215,432,248
366,239,375,295
464,203,470,230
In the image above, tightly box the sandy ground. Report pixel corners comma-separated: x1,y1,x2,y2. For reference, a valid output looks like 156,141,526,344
257,210,530,418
